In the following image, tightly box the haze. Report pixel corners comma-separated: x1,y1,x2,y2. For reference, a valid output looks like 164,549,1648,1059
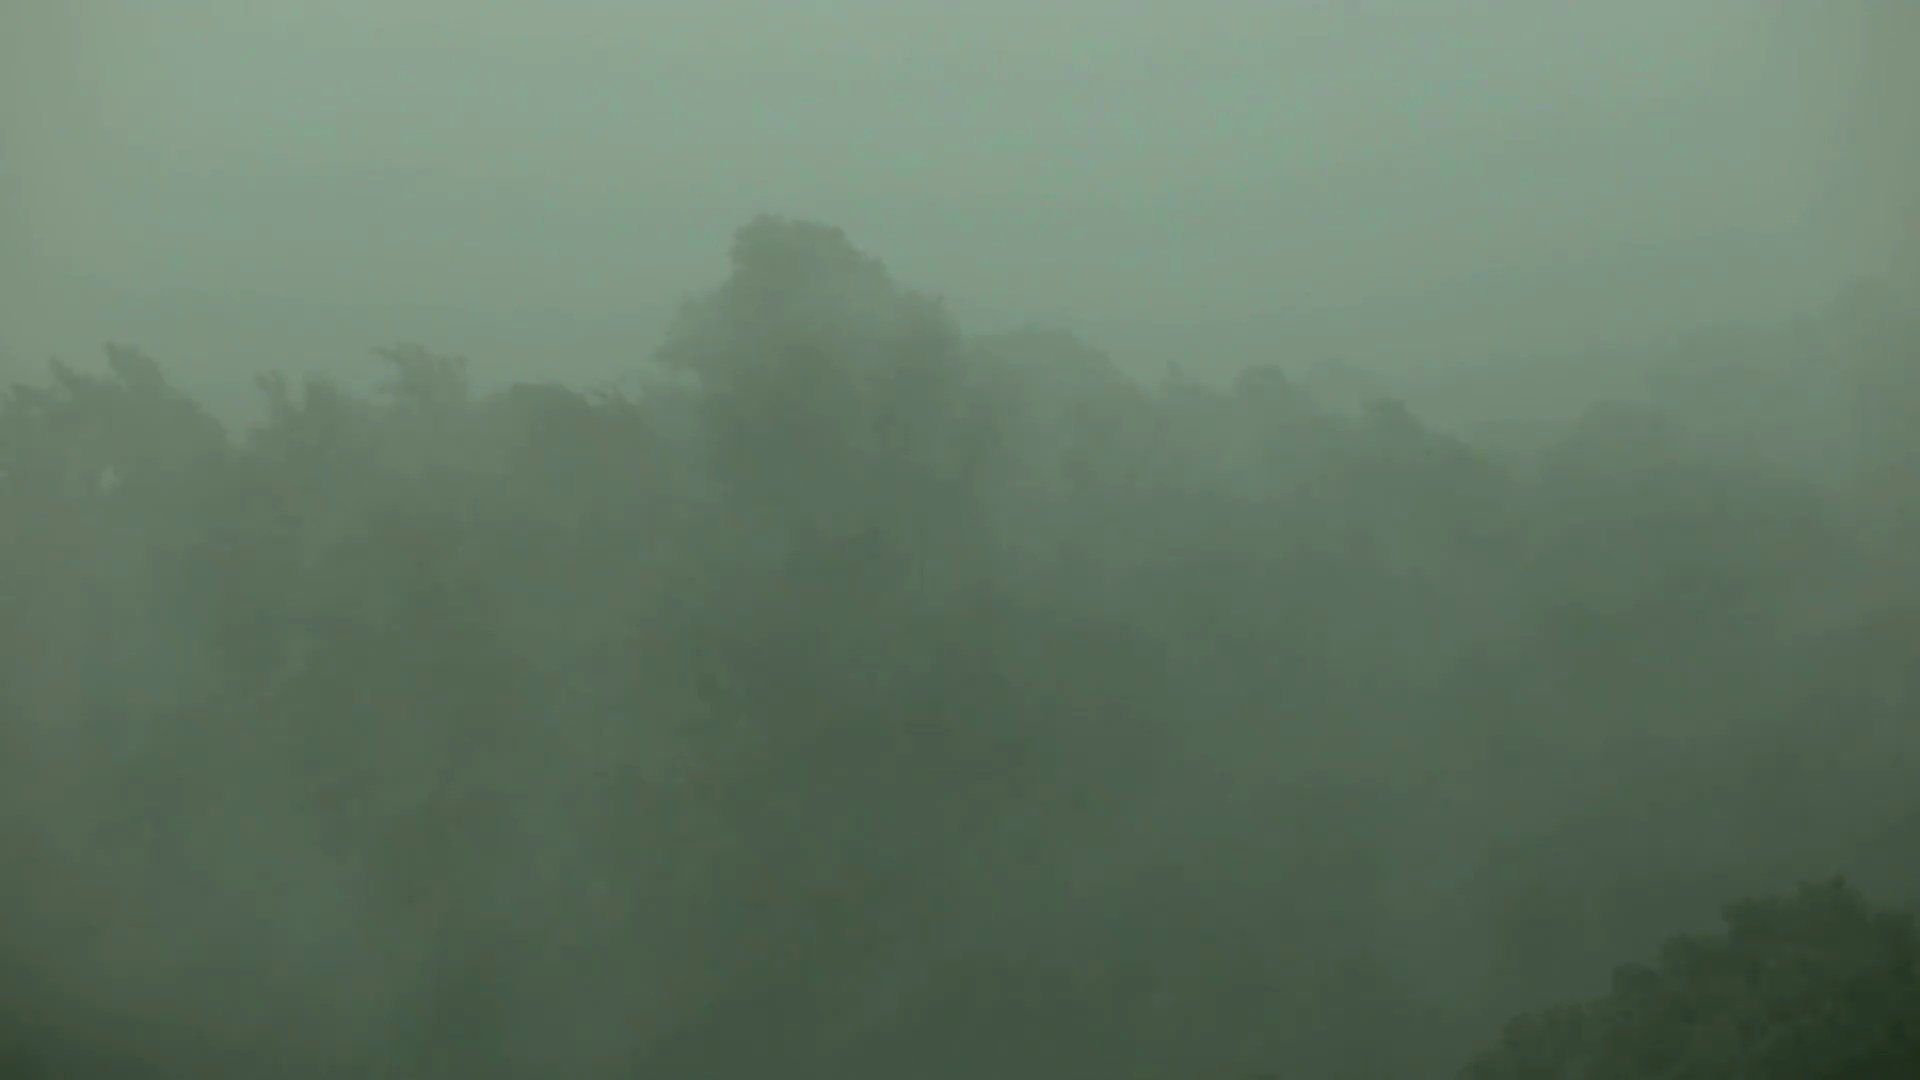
5,1,1909,398
1,2,1916,1077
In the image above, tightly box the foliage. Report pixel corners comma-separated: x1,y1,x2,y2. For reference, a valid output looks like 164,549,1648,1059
0,219,1914,1077
1459,878,1920,1079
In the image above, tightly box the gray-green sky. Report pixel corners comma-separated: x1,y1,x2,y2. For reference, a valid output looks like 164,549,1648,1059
2,1,1909,399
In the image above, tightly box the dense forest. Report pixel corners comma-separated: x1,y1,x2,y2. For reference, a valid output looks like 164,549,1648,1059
1,217,1915,1077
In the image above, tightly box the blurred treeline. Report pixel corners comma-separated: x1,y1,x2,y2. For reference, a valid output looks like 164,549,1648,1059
0,217,1915,1077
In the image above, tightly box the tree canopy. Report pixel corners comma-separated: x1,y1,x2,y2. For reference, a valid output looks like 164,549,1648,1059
1,218,1915,1077
1461,878,1920,1079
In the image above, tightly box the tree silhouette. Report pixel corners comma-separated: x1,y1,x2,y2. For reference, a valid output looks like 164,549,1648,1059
1459,878,1920,1079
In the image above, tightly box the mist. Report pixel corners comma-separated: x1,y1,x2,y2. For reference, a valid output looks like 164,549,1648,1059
2,2,1917,1077
6,2,1899,392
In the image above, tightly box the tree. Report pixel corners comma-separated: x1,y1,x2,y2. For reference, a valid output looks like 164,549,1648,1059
1459,878,1920,1079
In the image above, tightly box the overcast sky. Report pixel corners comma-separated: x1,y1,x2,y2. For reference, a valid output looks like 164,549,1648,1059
2,1,1911,399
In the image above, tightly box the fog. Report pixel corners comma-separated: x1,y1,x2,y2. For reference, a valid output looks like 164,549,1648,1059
7,1,1906,395
1,2,1917,1077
